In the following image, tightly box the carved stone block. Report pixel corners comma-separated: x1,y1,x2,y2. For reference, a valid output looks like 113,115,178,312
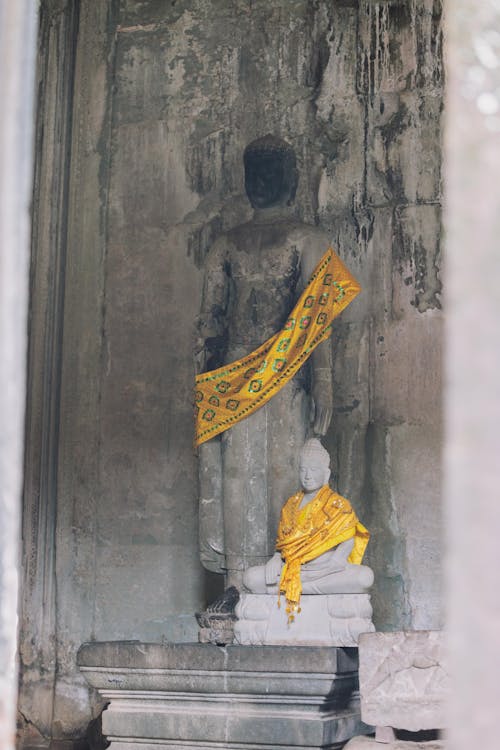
196,611,236,645
358,631,449,731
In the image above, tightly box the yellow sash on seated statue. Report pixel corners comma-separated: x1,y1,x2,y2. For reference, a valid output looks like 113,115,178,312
276,485,370,620
194,248,361,446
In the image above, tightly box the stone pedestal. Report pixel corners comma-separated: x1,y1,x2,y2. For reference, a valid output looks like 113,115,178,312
234,594,375,646
77,641,373,750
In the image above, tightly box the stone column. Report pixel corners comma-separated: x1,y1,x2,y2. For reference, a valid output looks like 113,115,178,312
18,2,81,745
0,2,38,750
444,1,500,748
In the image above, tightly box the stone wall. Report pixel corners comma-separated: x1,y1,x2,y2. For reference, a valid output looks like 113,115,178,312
19,0,443,745
326,1,443,631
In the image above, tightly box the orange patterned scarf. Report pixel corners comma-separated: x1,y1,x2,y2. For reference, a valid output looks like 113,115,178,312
276,485,370,620
194,248,361,445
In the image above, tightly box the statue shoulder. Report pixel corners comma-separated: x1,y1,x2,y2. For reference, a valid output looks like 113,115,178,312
286,222,328,244
287,224,332,279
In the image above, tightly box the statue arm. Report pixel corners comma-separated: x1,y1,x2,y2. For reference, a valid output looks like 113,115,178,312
196,239,229,574
299,231,334,436
303,538,355,572
264,552,283,584
198,439,225,573
195,238,230,374
311,341,333,436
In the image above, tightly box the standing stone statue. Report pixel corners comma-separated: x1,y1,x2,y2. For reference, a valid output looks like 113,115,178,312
194,135,360,593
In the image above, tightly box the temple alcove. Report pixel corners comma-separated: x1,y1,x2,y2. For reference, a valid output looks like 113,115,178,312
18,1,443,748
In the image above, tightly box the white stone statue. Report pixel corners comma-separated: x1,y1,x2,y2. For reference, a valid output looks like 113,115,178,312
234,439,375,646
243,439,374,597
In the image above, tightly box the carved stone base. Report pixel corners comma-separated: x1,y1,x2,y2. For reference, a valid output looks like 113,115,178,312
196,610,237,645
78,641,373,749
196,586,240,644
234,593,375,646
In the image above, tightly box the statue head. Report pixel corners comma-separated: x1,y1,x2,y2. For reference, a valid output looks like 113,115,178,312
243,135,299,210
299,438,331,493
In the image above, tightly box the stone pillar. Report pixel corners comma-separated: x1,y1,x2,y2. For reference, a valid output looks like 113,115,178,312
444,2,500,748
0,2,38,749
18,3,80,745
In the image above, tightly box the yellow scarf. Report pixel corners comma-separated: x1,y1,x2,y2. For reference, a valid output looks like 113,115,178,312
194,248,361,445
276,485,370,621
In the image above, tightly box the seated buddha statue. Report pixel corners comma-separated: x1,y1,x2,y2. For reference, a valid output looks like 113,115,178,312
243,438,373,620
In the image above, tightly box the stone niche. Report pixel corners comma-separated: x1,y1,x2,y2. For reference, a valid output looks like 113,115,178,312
78,641,373,750
20,0,444,747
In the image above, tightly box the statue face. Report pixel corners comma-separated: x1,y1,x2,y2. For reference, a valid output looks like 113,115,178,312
244,151,298,209
299,460,329,493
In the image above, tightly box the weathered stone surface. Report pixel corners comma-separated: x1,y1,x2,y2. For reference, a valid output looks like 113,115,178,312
77,640,358,672
358,1,444,96
386,426,442,630
391,205,442,316
234,593,375,647
371,320,442,426
78,642,372,749
358,632,449,731
367,93,442,206
327,201,443,633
